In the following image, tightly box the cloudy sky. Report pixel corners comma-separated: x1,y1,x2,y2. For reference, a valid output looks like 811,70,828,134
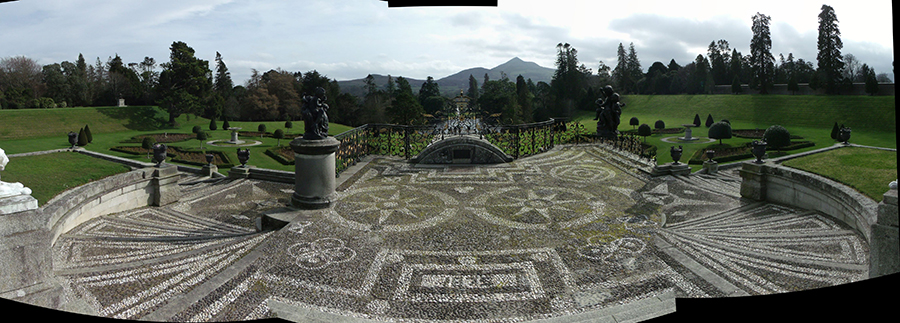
0,0,893,84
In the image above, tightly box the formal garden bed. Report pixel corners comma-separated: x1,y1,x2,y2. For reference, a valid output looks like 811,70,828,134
733,129,804,139
265,146,295,165
110,146,234,167
122,133,195,143
687,141,816,164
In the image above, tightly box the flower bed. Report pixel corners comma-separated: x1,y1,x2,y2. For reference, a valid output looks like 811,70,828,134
122,133,195,143
687,141,816,164
733,129,804,139
265,146,294,165
110,146,233,167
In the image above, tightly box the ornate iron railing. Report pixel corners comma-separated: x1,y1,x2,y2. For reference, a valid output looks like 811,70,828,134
330,118,631,176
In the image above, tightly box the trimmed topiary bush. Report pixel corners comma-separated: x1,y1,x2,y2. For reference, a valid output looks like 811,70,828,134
209,117,218,131
630,117,639,129
654,120,665,130
223,119,231,130
708,121,732,145
693,114,701,127
83,124,93,143
830,122,839,141
285,120,293,129
77,127,88,146
637,124,652,142
192,125,202,134
141,136,156,150
274,129,285,146
258,124,267,133
763,125,791,151
705,114,714,127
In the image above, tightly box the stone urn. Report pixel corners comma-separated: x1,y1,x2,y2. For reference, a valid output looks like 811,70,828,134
706,150,716,161
205,154,214,166
751,140,767,164
237,148,250,166
68,131,78,148
152,143,167,166
670,145,683,164
838,127,851,144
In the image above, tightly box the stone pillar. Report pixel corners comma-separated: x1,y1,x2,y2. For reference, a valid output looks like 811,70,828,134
290,137,340,209
869,188,899,278
228,165,251,179
151,164,180,206
739,161,767,200
201,164,218,177
703,160,719,175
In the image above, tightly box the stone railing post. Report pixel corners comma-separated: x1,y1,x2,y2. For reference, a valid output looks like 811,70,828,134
151,163,180,206
739,161,767,200
869,185,899,278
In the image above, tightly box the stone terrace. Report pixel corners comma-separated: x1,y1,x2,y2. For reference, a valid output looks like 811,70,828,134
49,145,870,322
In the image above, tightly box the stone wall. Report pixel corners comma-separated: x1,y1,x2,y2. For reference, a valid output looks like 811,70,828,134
740,161,878,240
0,164,184,307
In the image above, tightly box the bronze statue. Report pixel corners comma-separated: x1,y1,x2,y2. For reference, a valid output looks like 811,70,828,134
594,85,624,138
301,87,330,140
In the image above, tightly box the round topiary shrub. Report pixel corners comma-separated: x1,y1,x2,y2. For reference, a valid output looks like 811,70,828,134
141,136,156,150
630,117,639,129
285,120,293,129
273,129,285,146
192,125,202,134
258,124,267,133
637,123,652,142
708,121,732,145
763,125,791,151
654,120,665,130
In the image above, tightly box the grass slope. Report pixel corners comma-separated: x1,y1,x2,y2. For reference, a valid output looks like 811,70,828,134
572,94,896,171
3,152,132,205
782,147,897,202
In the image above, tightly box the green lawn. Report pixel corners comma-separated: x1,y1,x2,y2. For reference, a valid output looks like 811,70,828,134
782,147,898,202
2,152,132,205
572,94,896,172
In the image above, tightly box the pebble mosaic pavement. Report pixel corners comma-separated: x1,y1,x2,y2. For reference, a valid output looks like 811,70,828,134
50,145,869,322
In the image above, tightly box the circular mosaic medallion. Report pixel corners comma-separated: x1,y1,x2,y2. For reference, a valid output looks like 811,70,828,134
328,185,458,232
469,187,605,230
549,162,616,183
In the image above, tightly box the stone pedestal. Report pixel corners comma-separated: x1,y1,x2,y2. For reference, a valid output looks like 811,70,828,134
650,162,691,177
703,160,719,174
679,124,698,141
290,137,340,209
228,165,251,179
869,189,899,278
738,161,767,200
151,164,180,206
0,194,38,214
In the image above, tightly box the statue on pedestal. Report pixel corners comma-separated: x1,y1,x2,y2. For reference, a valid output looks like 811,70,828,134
594,85,624,138
301,87,330,140
0,148,33,199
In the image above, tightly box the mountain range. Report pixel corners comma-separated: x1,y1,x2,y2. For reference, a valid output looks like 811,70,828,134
336,57,555,98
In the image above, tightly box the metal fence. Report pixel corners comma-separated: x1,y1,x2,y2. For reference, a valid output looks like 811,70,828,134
331,118,647,175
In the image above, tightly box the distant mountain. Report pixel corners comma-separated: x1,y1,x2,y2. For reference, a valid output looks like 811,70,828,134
337,57,555,98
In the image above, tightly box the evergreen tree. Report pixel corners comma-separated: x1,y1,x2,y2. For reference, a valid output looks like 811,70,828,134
213,52,233,97
209,117,217,131
83,124,93,143
77,127,88,146
467,74,479,104
273,129,285,146
830,122,840,140
629,117,639,129
708,121,732,145
817,4,844,94
515,75,533,123
157,41,212,126
637,124,652,142
750,13,775,94
705,114,714,127
693,114,701,126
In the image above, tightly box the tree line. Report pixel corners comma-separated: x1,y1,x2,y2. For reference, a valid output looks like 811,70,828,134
0,5,891,127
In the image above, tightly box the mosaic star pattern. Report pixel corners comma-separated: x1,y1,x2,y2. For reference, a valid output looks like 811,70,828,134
50,145,872,322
